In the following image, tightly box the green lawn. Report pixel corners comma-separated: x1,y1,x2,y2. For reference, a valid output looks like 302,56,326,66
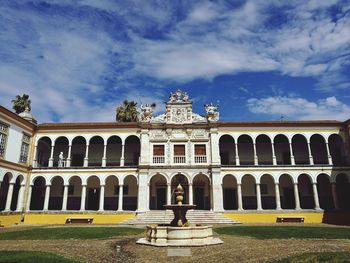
214,226,350,239
272,252,350,262
0,251,80,263
0,227,143,240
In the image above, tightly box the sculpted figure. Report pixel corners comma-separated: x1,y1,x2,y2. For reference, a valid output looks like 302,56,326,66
205,102,219,122
58,152,64,167
140,103,155,122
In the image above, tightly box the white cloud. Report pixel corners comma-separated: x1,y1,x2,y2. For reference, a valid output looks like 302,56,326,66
247,96,350,121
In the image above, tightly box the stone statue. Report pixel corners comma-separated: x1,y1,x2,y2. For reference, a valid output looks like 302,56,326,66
205,102,219,122
58,152,64,167
139,103,155,122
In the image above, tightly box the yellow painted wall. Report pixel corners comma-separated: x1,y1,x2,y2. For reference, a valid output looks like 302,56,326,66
224,212,324,223
23,213,135,225
0,214,22,226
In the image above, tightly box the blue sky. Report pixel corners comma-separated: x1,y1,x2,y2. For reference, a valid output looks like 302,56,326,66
0,0,349,123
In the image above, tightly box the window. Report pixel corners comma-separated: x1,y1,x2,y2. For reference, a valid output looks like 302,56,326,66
0,123,9,158
153,145,165,156
195,144,206,155
19,133,31,163
174,145,185,156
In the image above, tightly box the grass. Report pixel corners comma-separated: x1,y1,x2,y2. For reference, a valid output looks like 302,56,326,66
0,251,80,263
214,226,350,239
272,252,350,262
0,227,144,240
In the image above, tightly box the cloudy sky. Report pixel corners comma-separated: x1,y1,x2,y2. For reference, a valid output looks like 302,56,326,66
0,0,349,123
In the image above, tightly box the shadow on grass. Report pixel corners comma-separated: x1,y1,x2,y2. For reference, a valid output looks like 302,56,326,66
0,251,80,263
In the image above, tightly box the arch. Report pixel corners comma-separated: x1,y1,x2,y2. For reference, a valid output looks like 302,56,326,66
336,173,350,210
171,174,189,205
88,136,104,167
192,173,211,210
124,135,140,166
260,174,276,209
256,134,273,165
292,134,309,165
310,134,328,164
71,136,86,167
279,174,295,209
222,174,238,210
170,172,190,184
241,174,256,210
298,174,314,209
328,134,346,166
67,176,82,210
274,134,291,165
36,137,52,167
219,135,236,165
0,173,12,210
53,136,69,167
317,173,333,210
123,175,138,211
104,175,119,210
49,176,64,210
238,135,254,165
149,173,168,210
86,176,101,210
106,136,122,166
30,176,46,210
10,175,24,211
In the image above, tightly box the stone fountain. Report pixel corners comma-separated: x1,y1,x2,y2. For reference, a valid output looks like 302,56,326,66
137,184,223,246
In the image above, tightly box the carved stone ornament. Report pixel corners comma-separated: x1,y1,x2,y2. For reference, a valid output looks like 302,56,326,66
168,89,189,103
139,104,155,122
205,102,219,122
150,129,167,141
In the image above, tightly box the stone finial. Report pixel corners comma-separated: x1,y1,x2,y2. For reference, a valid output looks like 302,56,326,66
19,106,37,124
175,184,184,205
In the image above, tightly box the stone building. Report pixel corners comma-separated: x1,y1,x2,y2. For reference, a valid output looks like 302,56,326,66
0,90,349,225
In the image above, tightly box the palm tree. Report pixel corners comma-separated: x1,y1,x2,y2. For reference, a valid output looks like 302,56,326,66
115,100,138,122
12,94,31,114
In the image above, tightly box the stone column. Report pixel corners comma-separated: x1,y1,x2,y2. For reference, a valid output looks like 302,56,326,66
137,171,149,212
80,185,86,211
140,130,150,165
326,143,333,165
167,183,171,205
48,145,54,167
26,185,32,211
118,184,124,211
120,144,125,166
33,144,38,167
210,128,221,165
312,183,320,210
294,183,301,210
331,183,339,210
271,143,277,165
83,144,89,167
256,183,262,210
66,144,72,167
99,185,105,211
211,169,223,211
189,183,193,205
275,183,281,210
62,185,69,211
289,142,295,165
235,142,240,165
237,183,243,210
43,184,51,211
307,142,314,165
4,183,14,211
16,184,25,212
253,143,258,165
102,144,107,167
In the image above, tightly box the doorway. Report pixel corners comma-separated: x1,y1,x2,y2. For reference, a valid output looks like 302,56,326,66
224,188,236,210
156,188,166,210
87,188,100,210
194,187,204,209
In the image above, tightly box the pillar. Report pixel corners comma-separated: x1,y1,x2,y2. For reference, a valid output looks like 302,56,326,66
48,145,54,167
235,142,240,165
326,143,333,165
271,143,277,165
307,142,314,165
62,185,68,211
120,144,125,166
66,144,72,167
210,128,221,165
289,142,295,165
4,183,14,211
33,145,38,167
26,185,32,211
80,185,86,211
312,183,320,210
167,183,171,205
137,171,149,212
140,129,150,165
237,183,243,210
99,185,105,211
43,185,51,211
189,183,193,205
83,144,89,167
331,183,339,210
256,183,262,210
211,169,223,211
275,183,281,210
294,183,301,210
16,184,25,212
253,143,258,165
102,144,107,167
118,184,123,211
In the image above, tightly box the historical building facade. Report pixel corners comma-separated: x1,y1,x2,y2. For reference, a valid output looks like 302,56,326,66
1,90,350,221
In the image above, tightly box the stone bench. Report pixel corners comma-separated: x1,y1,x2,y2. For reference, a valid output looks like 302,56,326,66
65,217,93,224
276,216,304,223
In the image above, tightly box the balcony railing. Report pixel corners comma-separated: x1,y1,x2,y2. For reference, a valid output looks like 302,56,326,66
174,156,186,164
194,155,207,163
153,156,165,164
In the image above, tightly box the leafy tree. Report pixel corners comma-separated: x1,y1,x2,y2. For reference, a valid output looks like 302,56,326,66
115,100,138,122
12,94,31,114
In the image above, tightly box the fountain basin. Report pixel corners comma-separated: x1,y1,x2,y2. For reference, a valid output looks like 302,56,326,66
136,224,223,247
